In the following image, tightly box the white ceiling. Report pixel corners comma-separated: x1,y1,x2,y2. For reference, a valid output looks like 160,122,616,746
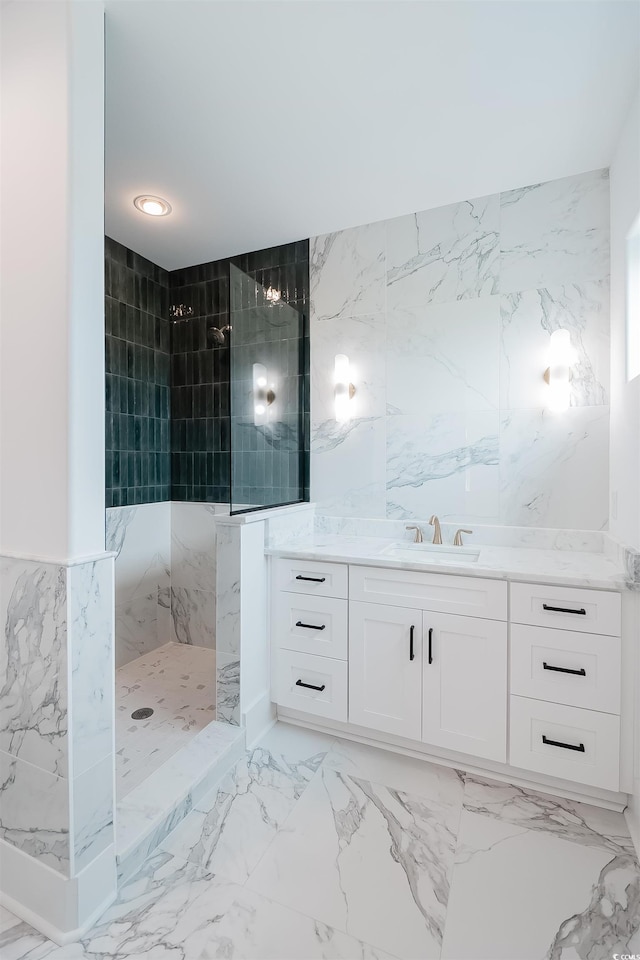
105,0,640,271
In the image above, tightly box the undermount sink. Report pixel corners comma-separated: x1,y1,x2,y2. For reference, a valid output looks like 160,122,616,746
382,541,480,564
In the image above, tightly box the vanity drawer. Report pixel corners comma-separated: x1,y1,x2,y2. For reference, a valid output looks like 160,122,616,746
510,583,620,637
273,594,348,660
274,558,348,599
274,650,347,721
509,696,620,792
510,625,621,714
349,565,507,621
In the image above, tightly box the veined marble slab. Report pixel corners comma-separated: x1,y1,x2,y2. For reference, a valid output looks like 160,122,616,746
0,559,67,777
442,808,639,959
309,168,610,530
266,533,632,589
247,764,459,958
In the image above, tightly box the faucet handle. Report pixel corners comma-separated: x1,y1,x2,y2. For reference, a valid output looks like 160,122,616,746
405,525,423,543
453,528,473,546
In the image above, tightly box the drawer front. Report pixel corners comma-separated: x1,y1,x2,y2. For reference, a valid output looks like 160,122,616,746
274,558,348,599
274,650,347,721
273,594,348,660
350,565,507,621
510,583,621,637
509,696,620,792
510,624,621,714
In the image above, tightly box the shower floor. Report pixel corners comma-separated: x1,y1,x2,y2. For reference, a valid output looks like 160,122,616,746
115,642,217,800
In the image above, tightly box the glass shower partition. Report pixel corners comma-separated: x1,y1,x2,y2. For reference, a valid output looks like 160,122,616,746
229,263,308,514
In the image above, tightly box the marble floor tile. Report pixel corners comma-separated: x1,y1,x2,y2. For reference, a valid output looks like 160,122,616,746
197,885,398,960
441,808,640,960
324,738,464,812
463,773,636,855
0,920,53,960
1,858,396,960
3,725,639,960
247,765,458,958
160,723,334,883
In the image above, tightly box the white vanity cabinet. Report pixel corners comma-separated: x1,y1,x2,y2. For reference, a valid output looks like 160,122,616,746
508,582,622,791
422,613,507,762
270,555,623,799
349,601,422,739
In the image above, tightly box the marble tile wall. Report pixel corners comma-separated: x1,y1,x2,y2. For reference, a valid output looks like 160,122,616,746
106,502,172,668
0,555,115,878
107,502,223,668
310,168,611,529
215,523,241,725
169,240,309,507
170,502,218,649
105,236,171,508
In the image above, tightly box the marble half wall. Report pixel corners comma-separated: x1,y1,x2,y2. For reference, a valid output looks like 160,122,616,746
170,502,218,649
106,502,171,667
310,168,610,529
107,502,223,669
215,506,315,732
0,554,115,885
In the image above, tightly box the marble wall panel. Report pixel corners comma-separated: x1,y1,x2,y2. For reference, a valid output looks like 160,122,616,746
310,222,386,323
0,749,70,874
0,554,116,880
68,558,114,778
310,169,610,529
499,168,610,293
0,559,67,777
107,502,171,667
386,194,500,307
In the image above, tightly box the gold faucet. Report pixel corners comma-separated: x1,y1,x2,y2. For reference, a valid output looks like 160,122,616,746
428,515,442,544
454,528,473,546
405,525,423,543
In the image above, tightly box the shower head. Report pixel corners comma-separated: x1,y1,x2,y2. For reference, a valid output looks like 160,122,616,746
207,324,231,346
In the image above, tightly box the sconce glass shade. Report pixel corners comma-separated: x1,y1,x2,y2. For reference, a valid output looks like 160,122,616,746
334,354,353,423
253,362,275,425
547,329,574,412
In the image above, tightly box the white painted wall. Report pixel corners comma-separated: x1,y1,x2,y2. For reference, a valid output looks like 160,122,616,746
609,95,640,553
0,0,105,561
609,93,640,855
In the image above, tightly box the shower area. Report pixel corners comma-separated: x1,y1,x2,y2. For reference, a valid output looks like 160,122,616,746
104,237,309,870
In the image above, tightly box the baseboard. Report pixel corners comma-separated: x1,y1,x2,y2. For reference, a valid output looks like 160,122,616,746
625,790,640,858
243,693,277,749
0,840,116,944
277,707,629,813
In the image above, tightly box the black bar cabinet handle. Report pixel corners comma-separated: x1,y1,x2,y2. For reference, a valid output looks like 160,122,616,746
295,575,326,583
295,679,326,692
428,627,433,665
542,603,586,616
542,734,585,753
543,661,586,677
295,621,326,631
409,625,415,661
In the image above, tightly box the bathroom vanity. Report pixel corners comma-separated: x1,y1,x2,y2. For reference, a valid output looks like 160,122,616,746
268,535,631,806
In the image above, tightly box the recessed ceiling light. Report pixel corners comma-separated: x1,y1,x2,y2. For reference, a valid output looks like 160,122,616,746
133,195,172,217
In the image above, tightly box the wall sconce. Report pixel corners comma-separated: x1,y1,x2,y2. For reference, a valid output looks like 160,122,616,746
253,362,275,425
334,354,356,422
544,329,575,412
265,286,281,304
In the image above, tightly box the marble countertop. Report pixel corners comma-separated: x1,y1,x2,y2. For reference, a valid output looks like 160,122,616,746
266,534,633,590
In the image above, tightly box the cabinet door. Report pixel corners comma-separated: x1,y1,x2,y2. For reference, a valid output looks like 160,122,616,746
349,601,422,739
422,612,507,762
